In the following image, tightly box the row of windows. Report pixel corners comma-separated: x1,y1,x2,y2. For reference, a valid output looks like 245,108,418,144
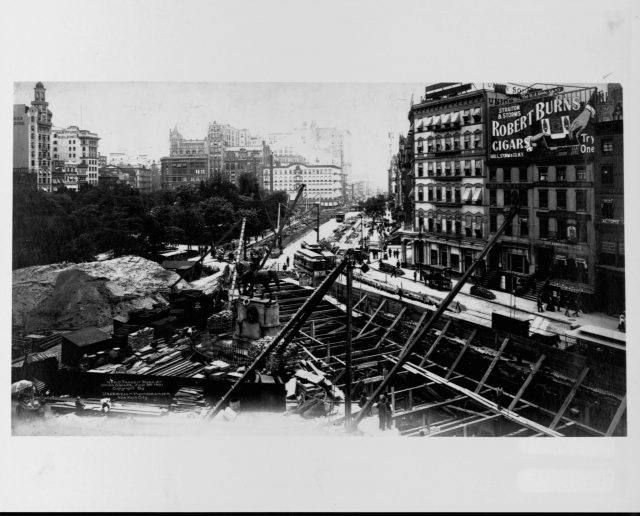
417,185,483,204
417,160,483,177
489,166,588,183
415,109,483,132
416,217,485,239
488,215,589,243
416,132,483,153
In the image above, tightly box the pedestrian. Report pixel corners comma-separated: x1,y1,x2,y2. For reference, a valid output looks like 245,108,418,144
618,312,626,332
413,270,417,282
396,260,401,269
375,395,388,431
398,287,403,301
537,295,544,313
286,256,290,267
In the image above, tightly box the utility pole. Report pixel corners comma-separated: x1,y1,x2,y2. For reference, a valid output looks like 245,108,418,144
345,253,353,429
315,203,320,243
269,153,274,193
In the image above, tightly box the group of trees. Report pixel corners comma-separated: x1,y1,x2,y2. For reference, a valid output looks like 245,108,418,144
13,178,288,270
359,193,391,223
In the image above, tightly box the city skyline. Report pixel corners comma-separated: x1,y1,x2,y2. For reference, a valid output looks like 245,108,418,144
14,82,426,189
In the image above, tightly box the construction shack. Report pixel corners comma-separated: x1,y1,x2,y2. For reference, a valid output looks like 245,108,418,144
61,327,112,368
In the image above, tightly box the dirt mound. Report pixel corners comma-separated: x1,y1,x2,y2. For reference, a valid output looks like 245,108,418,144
13,255,182,333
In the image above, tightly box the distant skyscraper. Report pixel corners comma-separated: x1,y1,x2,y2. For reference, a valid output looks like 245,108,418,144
13,82,53,189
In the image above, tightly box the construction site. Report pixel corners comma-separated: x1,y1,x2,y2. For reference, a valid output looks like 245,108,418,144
11,186,627,437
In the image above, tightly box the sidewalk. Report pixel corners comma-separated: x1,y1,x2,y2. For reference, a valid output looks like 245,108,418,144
367,258,618,333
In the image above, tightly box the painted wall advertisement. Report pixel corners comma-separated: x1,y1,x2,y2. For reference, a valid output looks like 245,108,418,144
488,88,597,162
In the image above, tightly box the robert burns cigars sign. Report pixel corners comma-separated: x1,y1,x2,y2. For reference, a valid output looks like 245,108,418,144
488,88,597,162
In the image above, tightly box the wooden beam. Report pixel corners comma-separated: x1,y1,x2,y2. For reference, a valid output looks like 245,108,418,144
373,307,407,349
507,354,546,411
428,413,501,437
355,327,382,342
444,329,476,380
384,354,563,437
352,294,368,311
419,320,451,367
549,367,589,430
474,337,510,394
392,394,466,419
605,395,627,436
354,299,386,339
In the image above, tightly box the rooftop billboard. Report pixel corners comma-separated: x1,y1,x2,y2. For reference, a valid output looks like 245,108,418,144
488,87,597,162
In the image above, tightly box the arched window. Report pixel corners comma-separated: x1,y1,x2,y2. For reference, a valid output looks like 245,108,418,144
473,129,483,149
463,131,471,150
453,132,461,150
474,214,484,238
417,185,424,202
427,185,434,201
435,185,443,202
417,163,423,177
444,133,452,151
445,186,453,203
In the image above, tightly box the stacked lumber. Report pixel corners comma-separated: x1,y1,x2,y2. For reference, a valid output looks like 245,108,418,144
171,387,210,413
128,327,154,352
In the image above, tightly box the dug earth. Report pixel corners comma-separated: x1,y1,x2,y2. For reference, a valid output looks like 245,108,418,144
12,255,182,333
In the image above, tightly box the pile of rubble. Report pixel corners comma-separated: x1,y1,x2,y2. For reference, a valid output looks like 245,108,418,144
12,255,184,333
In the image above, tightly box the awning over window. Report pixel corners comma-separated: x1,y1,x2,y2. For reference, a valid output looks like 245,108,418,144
440,113,450,125
462,187,473,202
472,187,483,202
424,116,432,127
471,107,481,118
461,110,470,119
416,119,423,131
555,254,567,262
431,114,441,126
575,257,587,267
450,111,460,123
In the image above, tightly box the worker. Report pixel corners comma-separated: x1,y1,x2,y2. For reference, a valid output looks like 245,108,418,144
384,396,393,430
537,295,544,313
375,395,388,431
75,396,85,412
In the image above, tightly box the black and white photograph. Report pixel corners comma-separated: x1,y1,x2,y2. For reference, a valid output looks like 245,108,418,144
2,0,639,513
9,80,627,438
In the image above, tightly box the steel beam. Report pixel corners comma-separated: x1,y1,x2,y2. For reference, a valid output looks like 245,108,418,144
354,299,386,339
373,307,406,349
419,320,451,367
507,354,546,411
474,337,510,394
605,395,627,436
549,367,589,430
444,329,476,380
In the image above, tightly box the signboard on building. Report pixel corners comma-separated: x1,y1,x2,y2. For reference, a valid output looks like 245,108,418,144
488,88,597,162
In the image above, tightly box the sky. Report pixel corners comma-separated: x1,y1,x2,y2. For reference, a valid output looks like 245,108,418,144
14,82,427,190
